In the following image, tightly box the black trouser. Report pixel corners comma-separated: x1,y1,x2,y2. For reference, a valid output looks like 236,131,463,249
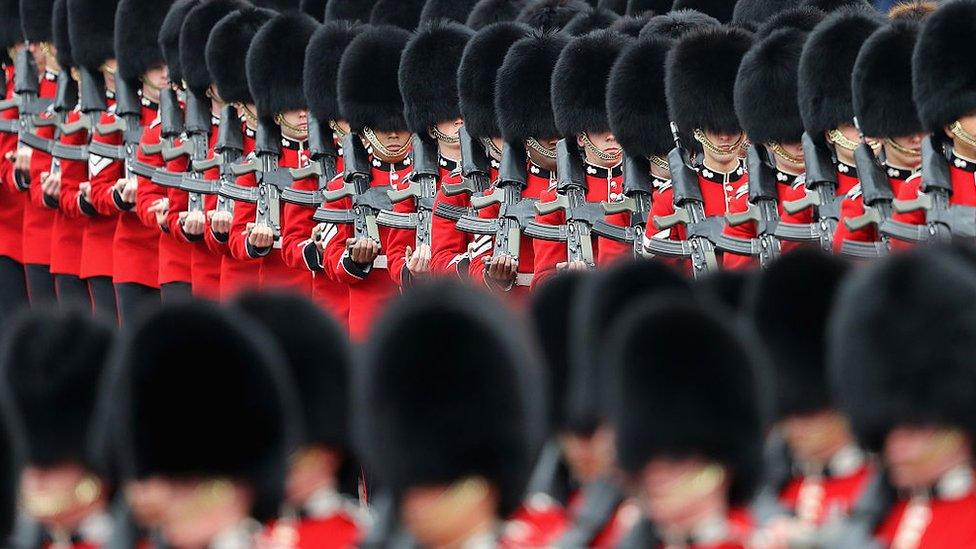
86,276,118,324
160,281,192,303
24,264,56,307
115,283,160,326
54,274,92,310
0,256,28,327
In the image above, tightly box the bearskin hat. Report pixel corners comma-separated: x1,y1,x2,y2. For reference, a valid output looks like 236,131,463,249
21,0,54,43
564,6,620,34
517,0,590,31
399,20,474,135
735,28,809,145
458,22,531,140
852,21,921,138
672,0,735,22
301,0,325,19
608,34,676,158
369,0,424,29
600,0,628,13
114,0,173,84
755,6,824,39
253,0,299,10
304,20,362,125
0,309,113,470
420,0,479,24
611,13,652,35
640,9,720,41
609,297,765,504
798,8,883,137
568,260,690,434
748,249,849,421
206,7,275,106
325,0,378,22
697,269,754,312
160,0,200,87
0,414,15,542
67,0,119,70
338,25,410,132
246,11,317,119
0,0,23,50
113,302,299,521
181,0,248,96
888,1,937,21
496,31,569,143
732,0,794,28
800,0,870,12
666,26,752,135
628,0,670,15
552,29,630,137
233,291,351,451
829,246,976,452
467,0,530,29
52,0,72,68
913,0,976,134
356,282,545,516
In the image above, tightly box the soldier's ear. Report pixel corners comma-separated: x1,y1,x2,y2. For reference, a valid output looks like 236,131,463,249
576,133,585,148
944,124,955,141
824,130,834,146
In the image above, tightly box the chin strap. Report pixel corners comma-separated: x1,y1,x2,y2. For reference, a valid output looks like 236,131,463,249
949,121,976,150
769,141,804,166
885,137,922,158
526,137,557,159
363,126,399,160
694,128,743,157
579,131,621,163
429,124,460,144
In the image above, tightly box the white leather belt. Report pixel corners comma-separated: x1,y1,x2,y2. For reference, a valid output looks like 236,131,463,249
373,254,388,270
515,272,534,287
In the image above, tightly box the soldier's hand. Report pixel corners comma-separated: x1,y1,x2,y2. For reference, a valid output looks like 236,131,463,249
485,254,518,287
346,237,380,265
41,171,61,199
209,209,232,235
12,146,30,173
405,244,431,275
149,198,169,227
311,223,327,253
116,177,137,204
248,223,275,248
182,209,205,236
557,260,589,272
78,181,91,201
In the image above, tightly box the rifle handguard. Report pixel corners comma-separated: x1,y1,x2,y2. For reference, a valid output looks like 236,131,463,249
725,203,761,226
644,237,693,258
433,202,466,221
652,209,690,230
95,118,125,136
151,169,186,189
715,233,759,256
840,239,888,259
289,163,323,180
879,219,929,243
312,207,356,225
279,188,323,207
192,157,221,172
783,188,822,215
161,141,193,161
534,194,569,215
844,207,882,231
50,142,88,161
523,221,566,242
892,194,932,214
230,159,259,176
180,176,219,195
773,222,820,242
602,197,636,215
455,215,497,235
375,210,418,230
591,219,634,243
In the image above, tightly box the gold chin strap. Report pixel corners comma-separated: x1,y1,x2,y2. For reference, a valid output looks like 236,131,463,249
649,154,670,171
694,129,743,157
827,128,859,152
949,121,976,150
329,119,348,140
429,125,460,145
580,132,621,162
655,463,727,512
238,104,258,125
170,479,236,523
363,126,400,160
275,113,308,139
23,475,101,519
884,137,922,158
912,429,966,469
769,142,805,166
99,62,116,77
483,137,502,158
526,137,557,159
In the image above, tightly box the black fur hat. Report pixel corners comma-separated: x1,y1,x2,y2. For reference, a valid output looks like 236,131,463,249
399,20,474,134
611,12,652,35
609,297,764,504
672,0,735,22
697,268,754,312
600,0,628,13
732,0,793,28
52,0,73,68
800,0,870,12
0,414,16,542
0,0,23,50
325,0,377,21
254,0,299,10
160,0,200,87
853,20,921,138
67,0,119,70
246,11,318,119
748,249,849,421
115,0,173,83
517,0,590,31
0,309,113,470
798,8,883,137
304,20,363,124
666,25,753,135
369,0,424,28
301,0,325,19
21,0,54,43
829,246,976,452
564,6,620,34
233,291,351,451
755,5,824,39
569,260,690,434
467,0,529,29
356,282,545,516
420,0,479,24
113,302,299,521
628,0,671,15
181,0,248,96
338,24,410,132
206,7,275,106
734,28,809,144
607,34,674,157
459,22,531,140
640,9,720,41
496,31,570,143
913,0,976,133
552,29,630,137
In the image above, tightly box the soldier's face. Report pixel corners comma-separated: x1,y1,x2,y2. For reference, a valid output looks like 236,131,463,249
638,458,729,532
102,59,117,91
371,129,412,162
578,131,622,169
884,426,971,490
434,117,463,159
154,478,253,549
286,446,341,505
771,141,805,174
279,109,309,140
560,426,614,484
142,65,169,102
27,42,46,71
526,136,559,171
781,410,852,464
21,463,106,530
400,478,499,547
826,124,859,165
884,133,925,169
701,129,744,169
126,478,172,527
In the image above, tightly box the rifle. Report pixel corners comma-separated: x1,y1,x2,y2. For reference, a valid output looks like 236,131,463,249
435,126,491,221
644,123,720,278
376,134,437,249
0,46,55,189
22,66,78,185
86,77,160,185
160,88,211,219
523,139,605,268
59,66,106,137
589,154,653,258
839,124,895,258
178,104,242,223
281,116,336,208
311,132,392,242
147,87,186,189
455,142,537,263
780,132,842,251
720,143,784,267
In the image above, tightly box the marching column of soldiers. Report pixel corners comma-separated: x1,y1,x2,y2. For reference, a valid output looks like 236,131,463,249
0,0,975,547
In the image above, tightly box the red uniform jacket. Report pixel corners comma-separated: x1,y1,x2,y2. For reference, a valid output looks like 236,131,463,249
532,162,630,288
833,164,915,253
49,109,88,276
875,467,976,548
0,64,25,263
322,157,413,340
263,493,363,549
778,448,873,526
213,124,261,298
428,157,472,277
386,154,441,288
505,491,640,548
79,95,120,280
22,70,59,266
888,153,976,248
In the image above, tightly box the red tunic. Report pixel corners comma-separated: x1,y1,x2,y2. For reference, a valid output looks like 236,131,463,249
505,491,639,548
778,453,873,526
874,468,976,548
0,64,25,263
21,70,59,266
263,498,362,549
833,164,915,253
79,96,120,280
888,154,976,248
428,157,472,277
49,109,88,276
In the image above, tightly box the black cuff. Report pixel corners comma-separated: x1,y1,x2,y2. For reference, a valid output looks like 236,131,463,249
43,193,59,209
341,252,371,280
14,169,30,192
181,223,204,242
302,242,324,272
160,223,170,234
112,188,135,211
246,241,271,258
399,264,413,288
79,195,97,217
210,227,229,243
454,257,470,279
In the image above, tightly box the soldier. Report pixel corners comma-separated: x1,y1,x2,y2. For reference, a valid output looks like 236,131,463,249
356,281,545,547
319,24,414,340
609,297,764,548
829,246,976,546
67,0,121,322
398,20,474,280
232,291,364,548
110,302,299,549
0,308,116,547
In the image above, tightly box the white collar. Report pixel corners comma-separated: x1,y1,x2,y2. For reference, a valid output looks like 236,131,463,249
209,518,263,549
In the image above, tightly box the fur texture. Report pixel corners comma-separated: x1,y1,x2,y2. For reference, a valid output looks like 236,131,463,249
67,0,119,70
611,13,652,35
552,29,631,137
254,0,300,10
564,6,620,34
734,28,809,144
912,0,976,133
467,0,530,29
206,7,275,106
732,0,792,27
325,0,378,21
517,0,589,31
115,0,173,83
420,0,479,24
458,21,531,139
369,0,425,28
607,34,675,157
53,0,73,68
160,0,201,86
356,282,544,516
246,11,318,118
797,8,883,136
672,0,735,22
829,246,976,451
337,25,411,131
599,0,628,13
801,0,870,12
301,0,326,19
181,0,248,95
666,25,753,135
627,0,671,15
853,20,921,138
639,9,720,40
399,20,474,134
0,0,23,49
495,31,570,142
755,6,824,39
304,20,363,124
20,0,54,42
